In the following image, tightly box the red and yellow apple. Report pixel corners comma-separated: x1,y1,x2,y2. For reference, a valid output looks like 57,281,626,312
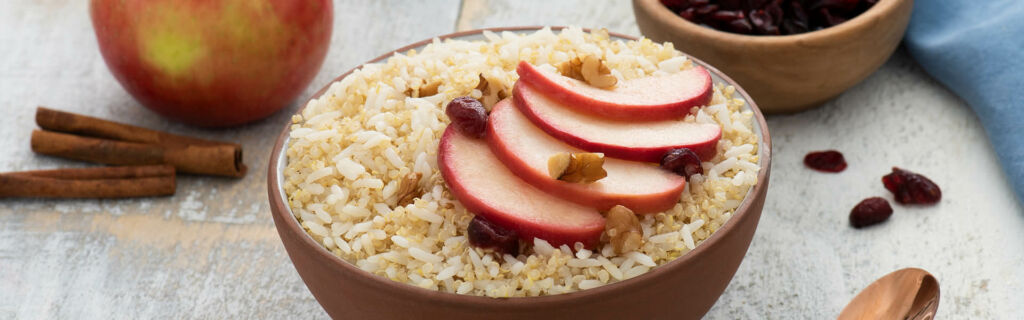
90,0,332,127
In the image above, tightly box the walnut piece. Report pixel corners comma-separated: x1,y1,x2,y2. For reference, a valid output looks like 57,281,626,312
418,80,441,97
547,152,607,183
474,73,509,111
475,73,489,91
404,79,441,97
547,153,571,179
605,205,643,254
556,57,584,81
581,55,617,89
557,55,617,89
395,172,423,206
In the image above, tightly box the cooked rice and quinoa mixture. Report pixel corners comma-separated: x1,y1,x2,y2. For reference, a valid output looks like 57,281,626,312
283,27,760,297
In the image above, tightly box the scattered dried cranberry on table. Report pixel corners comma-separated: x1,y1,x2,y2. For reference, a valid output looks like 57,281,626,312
849,197,892,228
445,97,488,138
882,167,942,205
661,148,703,180
467,215,520,255
804,150,847,172
660,0,878,35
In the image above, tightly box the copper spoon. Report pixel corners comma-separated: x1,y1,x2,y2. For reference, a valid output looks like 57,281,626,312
837,268,940,320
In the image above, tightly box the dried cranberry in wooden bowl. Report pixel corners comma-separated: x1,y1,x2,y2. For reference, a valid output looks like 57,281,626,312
662,0,880,36
634,0,913,113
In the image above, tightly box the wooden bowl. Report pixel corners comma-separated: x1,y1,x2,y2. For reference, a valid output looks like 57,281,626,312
268,27,773,319
633,0,913,113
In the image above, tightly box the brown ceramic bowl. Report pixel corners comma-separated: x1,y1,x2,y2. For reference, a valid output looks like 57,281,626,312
633,0,913,113
268,27,772,319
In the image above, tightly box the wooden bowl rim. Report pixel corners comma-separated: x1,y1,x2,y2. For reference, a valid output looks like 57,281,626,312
634,0,910,45
267,26,773,308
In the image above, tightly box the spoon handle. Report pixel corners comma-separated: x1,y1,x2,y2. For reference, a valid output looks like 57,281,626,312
907,297,938,320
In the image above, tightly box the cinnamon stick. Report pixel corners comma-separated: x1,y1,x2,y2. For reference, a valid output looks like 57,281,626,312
35,107,246,177
36,107,235,148
31,130,245,177
7,164,175,180
0,165,175,198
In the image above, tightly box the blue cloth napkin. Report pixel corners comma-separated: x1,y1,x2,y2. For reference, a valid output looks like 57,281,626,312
904,0,1024,204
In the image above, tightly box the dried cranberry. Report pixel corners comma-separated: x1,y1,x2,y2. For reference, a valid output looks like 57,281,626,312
882,168,942,205
445,97,487,138
716,0,743,10
809,0,860,12
710,10,744,23
679,7,698,20
695,4,720,16
728,18,755,33
467,215,519,255
661,148,703,180
781,20,807,34
804,150,847,172
788,1,810,25
765,1,785,23
748,0,773,9
849,197,893,228
782,1,810,34
814,7,847,27
661,0,689,10
748,10,779,35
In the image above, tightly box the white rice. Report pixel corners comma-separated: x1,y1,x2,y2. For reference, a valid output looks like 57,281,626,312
283,27,761,297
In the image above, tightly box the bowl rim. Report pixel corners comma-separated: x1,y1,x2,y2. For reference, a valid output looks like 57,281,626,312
267,26,773,307
634,0,907,44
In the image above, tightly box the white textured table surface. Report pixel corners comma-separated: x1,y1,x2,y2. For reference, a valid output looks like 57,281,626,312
2,1,1021,319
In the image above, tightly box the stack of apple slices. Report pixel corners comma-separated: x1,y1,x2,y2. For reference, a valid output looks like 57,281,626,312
439,61,721,248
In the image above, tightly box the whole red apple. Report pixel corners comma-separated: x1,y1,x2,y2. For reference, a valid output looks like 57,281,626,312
90,0,332,127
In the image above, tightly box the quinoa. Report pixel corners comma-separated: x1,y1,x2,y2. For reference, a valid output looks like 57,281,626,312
283,27,761,297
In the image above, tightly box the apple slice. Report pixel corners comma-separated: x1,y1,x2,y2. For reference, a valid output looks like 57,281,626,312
513,81,722,162
486,99,686,214
438,126,605,248
516,61,713,120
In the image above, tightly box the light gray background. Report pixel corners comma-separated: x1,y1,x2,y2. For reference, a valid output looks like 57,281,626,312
1,0,1020,318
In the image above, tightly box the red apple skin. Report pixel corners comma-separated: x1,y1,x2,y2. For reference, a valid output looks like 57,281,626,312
439,127,605,248
90,0,332,127
513,81,722,162
486,99,686,214
516,61,713,121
